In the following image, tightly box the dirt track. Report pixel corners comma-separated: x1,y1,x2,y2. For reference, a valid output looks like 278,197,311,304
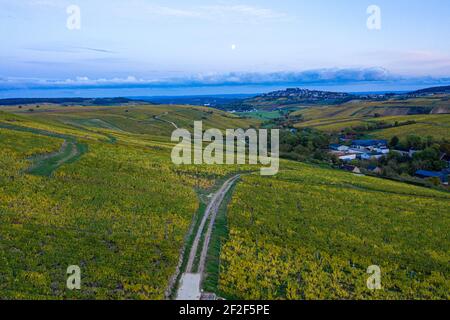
176,175,240,300
155,112,179,129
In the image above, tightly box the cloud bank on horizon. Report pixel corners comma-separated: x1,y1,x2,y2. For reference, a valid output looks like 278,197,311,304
1,0,450,94
2,67,449,90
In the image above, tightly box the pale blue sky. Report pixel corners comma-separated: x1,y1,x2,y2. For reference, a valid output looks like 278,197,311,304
1,0,450,96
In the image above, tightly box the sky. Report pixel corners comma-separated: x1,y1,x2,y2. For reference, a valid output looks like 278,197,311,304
1,0,450,97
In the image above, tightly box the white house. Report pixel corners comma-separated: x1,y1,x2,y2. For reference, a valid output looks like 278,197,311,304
347,148,366,155
330,144,350,152
339,154,357,161
374,147,390,154
361,153,384,160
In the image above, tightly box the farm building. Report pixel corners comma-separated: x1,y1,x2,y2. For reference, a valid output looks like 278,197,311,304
352,139,388,149
415,170,449,184
367,165,383,174
338,154,357,161
361,152,385,160
330,144,350,152
341,165,361,174
393,149,418,158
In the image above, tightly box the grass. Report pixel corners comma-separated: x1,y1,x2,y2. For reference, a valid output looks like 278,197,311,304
27,140,88,177
1,103,449,300
236,110,284,121
0,107,257,299
0,121,88,177
0,131,201,299
371,115,450,140
292,96,450,121
293,113,450,140
290,96,450,140
11,104,260,136
217,162,450,300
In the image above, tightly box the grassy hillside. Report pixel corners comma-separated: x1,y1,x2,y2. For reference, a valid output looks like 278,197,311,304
294,114,450,140
224,89,353,111
293,96,450,119
292,98,450,140
0,103,449,300
2,104,259,138
0,106,257,299
371,115,450,140
217,162,450,299
0,123,198,299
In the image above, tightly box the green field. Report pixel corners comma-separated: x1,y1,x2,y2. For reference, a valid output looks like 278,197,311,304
1,104,259,137
235,111,281,120
292,100,450,140
0,106,256,299
292,96,450,120
372,115,450,140
218,162,450,299
0,103,449,300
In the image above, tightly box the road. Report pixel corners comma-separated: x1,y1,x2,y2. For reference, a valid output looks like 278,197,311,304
176,175,240,300
0,123,86,176
155,112,179,129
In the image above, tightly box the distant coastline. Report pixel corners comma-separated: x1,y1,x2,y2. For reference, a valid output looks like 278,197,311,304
1,81,450,100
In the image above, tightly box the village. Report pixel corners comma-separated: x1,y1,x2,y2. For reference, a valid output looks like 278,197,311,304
329,139,450,186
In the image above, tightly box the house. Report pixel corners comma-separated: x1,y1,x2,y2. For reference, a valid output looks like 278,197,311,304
341,165,361,174
361,152,385,160
330,144,350,152
351,139,388,149
392,149,418,158
338,154,357,161
347,148,366,155
415,170,449,184
440,153,450,167
367,165,383,174
393,150,410,157
339,134,357,142
375,147,390,154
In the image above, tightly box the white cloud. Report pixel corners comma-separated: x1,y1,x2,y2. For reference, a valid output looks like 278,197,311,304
136,2,286,21
144,5,202,18
25,0,66,8
0,68,400,89
201,4,286,19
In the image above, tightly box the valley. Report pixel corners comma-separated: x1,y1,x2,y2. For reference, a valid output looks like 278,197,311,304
0,88,449,300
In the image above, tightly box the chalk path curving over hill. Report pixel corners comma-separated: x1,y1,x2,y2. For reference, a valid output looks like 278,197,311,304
155,112,179,129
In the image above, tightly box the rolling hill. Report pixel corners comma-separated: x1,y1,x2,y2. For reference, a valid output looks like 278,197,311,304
220,85,450,116
410,85,450,95
291,99,450,140
0,102,448,300
0,97,146,106
216,162,450,299
222,88,355,111
0,104,258,299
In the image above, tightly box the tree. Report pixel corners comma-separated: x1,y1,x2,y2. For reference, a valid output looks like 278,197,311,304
440,142,450,156
428,177,442,187
406,135,423,150
389,136,399,148
413,145,447,171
